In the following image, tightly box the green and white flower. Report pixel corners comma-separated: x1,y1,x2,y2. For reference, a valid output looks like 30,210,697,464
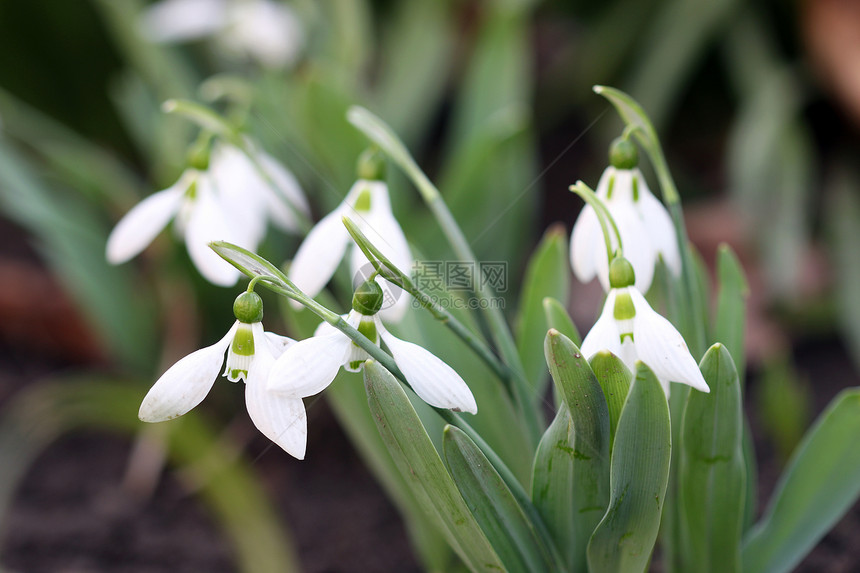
139,0,304,68
268,282,476,414
288,179,412,321
580,257,709,397
138,292,308,458
571,139,680,293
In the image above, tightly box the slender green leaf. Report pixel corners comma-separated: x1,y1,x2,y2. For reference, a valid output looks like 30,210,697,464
444,425,562,573
587,363,671,573
363,361,504,571
517,225,570,390
588,352,632,452
742,389,860,573
543,297,581,347
713,244,749,383
679,344,745,573
827,166,860,371
531,405,576,570
545,330,610,572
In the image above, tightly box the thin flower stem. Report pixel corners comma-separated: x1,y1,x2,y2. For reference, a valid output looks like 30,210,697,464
342,216,516,396
569,180,622,267
347,106,542,445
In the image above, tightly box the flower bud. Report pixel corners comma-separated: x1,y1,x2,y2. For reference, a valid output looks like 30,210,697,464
352,280,384,315
609,137,638,170
356,148,386,181
234,291,264,323
609,256,636,289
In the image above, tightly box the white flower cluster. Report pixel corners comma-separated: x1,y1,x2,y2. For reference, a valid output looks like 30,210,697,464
570,140,709,397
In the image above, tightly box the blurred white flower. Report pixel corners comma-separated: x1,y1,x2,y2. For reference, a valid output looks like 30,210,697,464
580,259,709,397
268,310,478,414
570,166,680,293
106,140,307,286
140,0,304,68
139,292,307,458
288,179,413,322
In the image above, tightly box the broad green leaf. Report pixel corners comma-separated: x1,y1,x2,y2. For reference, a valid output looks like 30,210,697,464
0,378,299,573
363,361,504,571
742,389,860,573
531,405,576,570
545,330,610,572
588,352,632,452
679,344,745,573
713,244,749,384
543,297,581,346
587,363,671,573
516,226,570,392
757,354,810,462
444,425,562,573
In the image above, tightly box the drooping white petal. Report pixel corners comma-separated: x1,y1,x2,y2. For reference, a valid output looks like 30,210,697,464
184,177,241,286
597,198,656,292
636,175,681,276
288,207,350,299
380,328,477,414
570,205,602,284
139,0,228,43
629,288,709,393
580,290,624,361
139,322,237,422
222,0,304,68
106,180,186,264
267,332,351,397
361,183,413,274
244,350,307,459
264,332,294,358
208,144,268,247
256,151,309,233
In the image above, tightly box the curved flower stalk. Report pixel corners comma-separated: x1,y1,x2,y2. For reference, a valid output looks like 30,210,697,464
268,281,477,414
580,257,709,397
106,138,308,286
139,291,308,458
570,138,680,293
288,177,412,321
139,0,304,68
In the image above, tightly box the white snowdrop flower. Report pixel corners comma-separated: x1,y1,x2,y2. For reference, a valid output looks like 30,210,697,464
138,291,307,458
580,257,709,397
268,281,477,414
570,138,680,293
288,176,413,322
209,141,310,238
106,164,252,286
139,0,304,68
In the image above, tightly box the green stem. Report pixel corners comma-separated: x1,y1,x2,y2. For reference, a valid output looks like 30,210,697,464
569,181,622,267
342,216,516,396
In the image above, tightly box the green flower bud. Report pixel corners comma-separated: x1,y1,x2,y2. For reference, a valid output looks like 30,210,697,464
609,137,638,170
608,256,636,289
234,291,264,323
352,280,384,315
356,148,386,181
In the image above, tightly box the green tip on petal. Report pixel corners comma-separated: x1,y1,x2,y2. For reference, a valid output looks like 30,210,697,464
353,280,384,316
609,136,638,170
356,147,386,181
609,256,636,289
613,290,636,322
186,137,212,171
234,291,264,323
